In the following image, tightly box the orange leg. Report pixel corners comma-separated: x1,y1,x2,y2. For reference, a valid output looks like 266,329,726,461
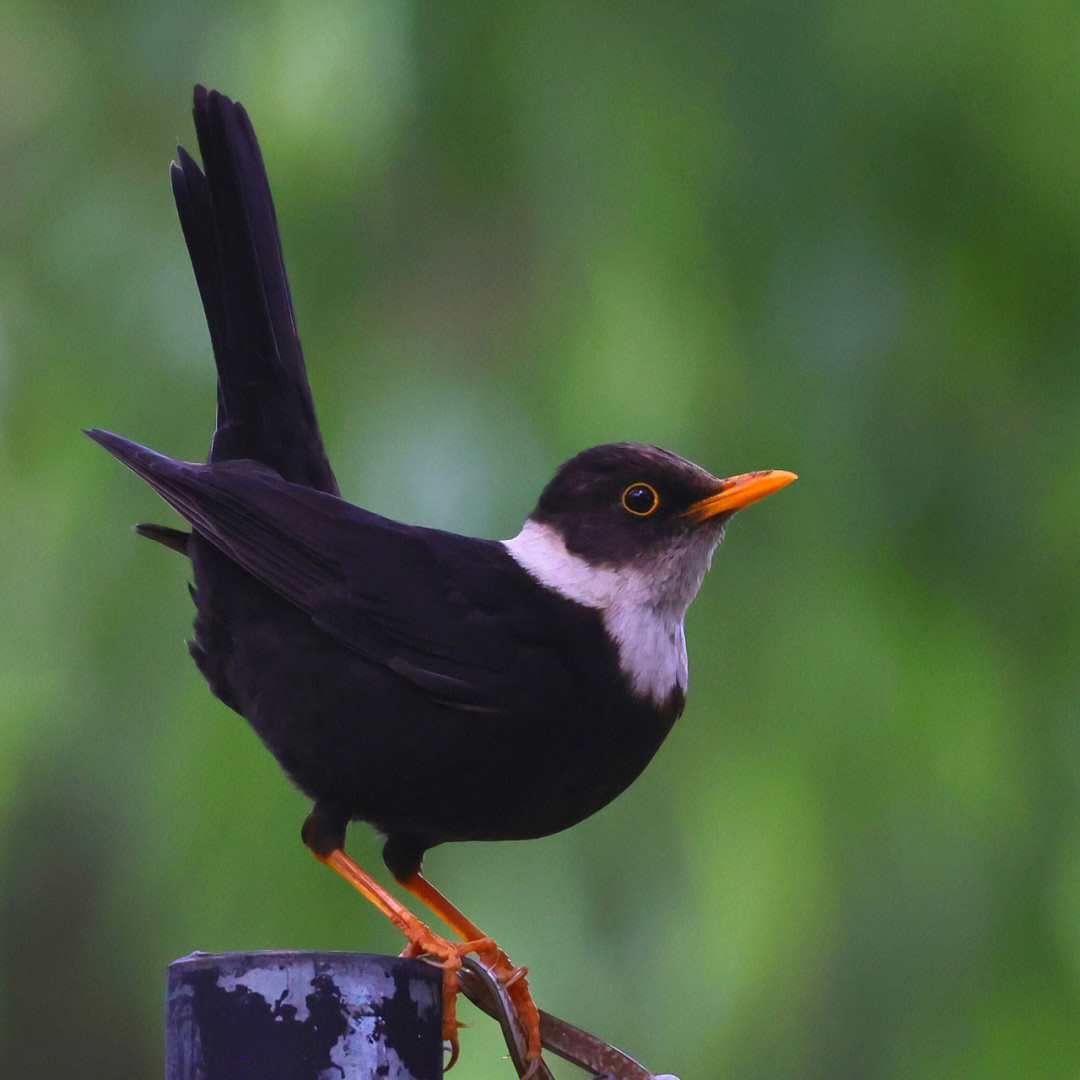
400,872,541,1065
313,849,494,1067
398,872,487,940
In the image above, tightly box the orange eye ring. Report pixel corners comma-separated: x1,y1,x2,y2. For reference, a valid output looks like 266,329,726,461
621,482,659,516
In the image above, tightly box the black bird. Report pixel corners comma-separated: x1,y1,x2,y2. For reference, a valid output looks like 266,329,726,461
87,86,795,1067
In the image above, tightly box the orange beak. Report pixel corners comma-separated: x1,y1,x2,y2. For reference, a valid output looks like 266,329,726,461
682,469,798,523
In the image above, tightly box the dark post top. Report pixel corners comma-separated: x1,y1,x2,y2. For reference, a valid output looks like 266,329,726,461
166,951,443,1080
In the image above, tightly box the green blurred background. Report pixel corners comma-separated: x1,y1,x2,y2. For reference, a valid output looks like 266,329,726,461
4,1,1080,1077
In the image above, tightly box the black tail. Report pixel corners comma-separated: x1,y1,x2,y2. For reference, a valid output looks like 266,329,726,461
133,523,190,554
171,86,338,494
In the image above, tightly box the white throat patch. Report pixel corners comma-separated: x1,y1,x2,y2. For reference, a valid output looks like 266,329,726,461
502,519,723,703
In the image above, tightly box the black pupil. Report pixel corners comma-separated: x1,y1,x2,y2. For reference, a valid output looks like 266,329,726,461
625,485,655,513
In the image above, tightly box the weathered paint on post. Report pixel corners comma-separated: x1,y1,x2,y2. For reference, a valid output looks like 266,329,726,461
167,951,443,1080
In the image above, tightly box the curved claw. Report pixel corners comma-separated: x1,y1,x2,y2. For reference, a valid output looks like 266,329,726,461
444,1024,461,1071
502,963,529,988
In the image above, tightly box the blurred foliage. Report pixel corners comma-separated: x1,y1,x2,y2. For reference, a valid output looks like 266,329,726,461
4,1,1080,1077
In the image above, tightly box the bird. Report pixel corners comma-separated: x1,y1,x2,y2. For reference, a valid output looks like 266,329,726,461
87,86,796,1070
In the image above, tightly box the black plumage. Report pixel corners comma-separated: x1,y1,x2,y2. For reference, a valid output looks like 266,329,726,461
88,87,795,1064
86,428,683,877
87,86,703,879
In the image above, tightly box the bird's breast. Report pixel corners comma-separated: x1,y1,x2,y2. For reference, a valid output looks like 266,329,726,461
502,520,693,707
602,603,688,705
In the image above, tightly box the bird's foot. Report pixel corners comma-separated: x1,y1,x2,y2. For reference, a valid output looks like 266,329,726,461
478,947,541,1064
501,965,542,1066
401,930,542,1068
399,927,494,1068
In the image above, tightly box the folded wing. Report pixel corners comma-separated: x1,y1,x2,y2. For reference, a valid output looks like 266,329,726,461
85,430,537,714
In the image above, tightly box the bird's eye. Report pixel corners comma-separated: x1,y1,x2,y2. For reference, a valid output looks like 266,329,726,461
621,483,659,516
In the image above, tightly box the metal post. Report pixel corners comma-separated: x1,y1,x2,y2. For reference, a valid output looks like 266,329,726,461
166,951,443,1080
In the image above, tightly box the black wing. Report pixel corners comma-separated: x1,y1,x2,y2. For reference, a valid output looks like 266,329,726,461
85,430,550,714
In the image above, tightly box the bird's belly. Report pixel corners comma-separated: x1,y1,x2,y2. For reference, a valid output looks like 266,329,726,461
189,542,682,844
243,642,676,844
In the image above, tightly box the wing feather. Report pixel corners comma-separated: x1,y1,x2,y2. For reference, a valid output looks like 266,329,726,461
86,429,519,711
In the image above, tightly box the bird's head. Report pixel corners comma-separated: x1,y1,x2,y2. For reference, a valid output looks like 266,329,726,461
506,443,796,620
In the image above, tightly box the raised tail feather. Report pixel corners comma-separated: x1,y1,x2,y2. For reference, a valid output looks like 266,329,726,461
171,85,338,494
